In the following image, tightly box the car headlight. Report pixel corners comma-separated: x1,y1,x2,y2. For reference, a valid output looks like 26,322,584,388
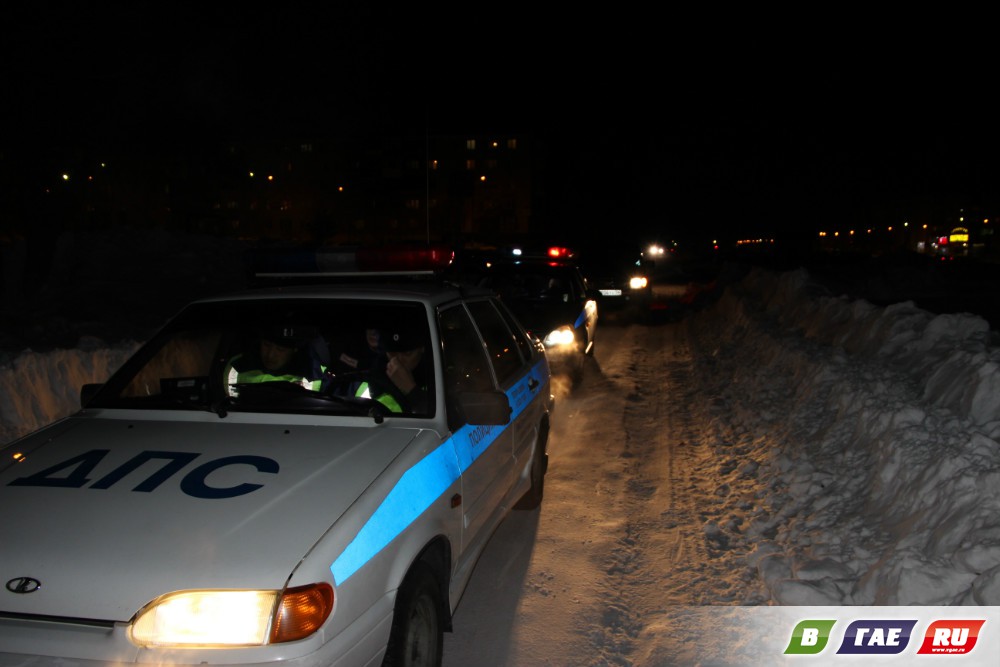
130,584,334,648
543,326,576,348
629,276,648,290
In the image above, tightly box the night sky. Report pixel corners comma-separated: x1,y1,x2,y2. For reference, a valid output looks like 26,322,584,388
7,5,1000,247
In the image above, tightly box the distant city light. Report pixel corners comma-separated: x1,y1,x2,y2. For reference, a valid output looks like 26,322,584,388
61,173,69,181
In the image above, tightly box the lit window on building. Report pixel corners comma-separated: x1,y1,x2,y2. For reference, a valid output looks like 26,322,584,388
466,139,476,150
465,159,476,170
507,139,517,149
405,199,421,210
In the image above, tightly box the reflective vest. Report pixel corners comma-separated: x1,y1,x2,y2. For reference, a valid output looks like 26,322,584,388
225,355,323,396
355,381,403,413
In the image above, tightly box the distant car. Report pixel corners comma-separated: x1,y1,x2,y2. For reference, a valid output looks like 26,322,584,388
464,248,598,383
0,261,554,667
576,246,654,323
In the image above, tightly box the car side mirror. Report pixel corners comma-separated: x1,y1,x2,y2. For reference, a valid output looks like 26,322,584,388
80,383,103,407
457,390,512,426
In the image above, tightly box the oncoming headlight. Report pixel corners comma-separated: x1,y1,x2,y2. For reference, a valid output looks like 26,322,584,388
629,276,648,290
130,584,334,648
543,326,576,349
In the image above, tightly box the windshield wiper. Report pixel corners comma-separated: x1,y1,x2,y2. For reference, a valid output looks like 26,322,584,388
226,382,393,423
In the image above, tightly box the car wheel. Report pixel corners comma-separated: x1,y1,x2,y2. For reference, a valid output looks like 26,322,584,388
382,563,443,667
514,422,549,510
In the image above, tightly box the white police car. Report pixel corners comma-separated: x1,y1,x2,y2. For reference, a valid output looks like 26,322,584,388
0,261,554,666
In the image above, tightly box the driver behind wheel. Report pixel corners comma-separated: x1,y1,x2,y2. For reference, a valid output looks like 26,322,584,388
224,326,324,396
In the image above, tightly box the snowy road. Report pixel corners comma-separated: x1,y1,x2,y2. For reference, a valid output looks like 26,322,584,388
444,320,761,666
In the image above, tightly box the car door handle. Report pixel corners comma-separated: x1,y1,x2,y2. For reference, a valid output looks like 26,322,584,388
528,377,539,391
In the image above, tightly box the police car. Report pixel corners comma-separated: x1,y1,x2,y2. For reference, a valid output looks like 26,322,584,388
0,248,554,667
452,246,598,383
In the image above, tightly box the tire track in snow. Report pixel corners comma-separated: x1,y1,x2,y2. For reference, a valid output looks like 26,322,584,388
588,322,715,665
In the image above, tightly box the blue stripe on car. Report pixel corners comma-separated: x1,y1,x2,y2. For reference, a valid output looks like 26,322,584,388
330,360,546,585
574,308,586,329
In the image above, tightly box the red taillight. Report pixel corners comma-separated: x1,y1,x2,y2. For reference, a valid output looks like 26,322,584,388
269,583,334,643
547,246,573,259
355,244,455,272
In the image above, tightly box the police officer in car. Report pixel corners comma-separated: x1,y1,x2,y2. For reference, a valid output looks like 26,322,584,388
225,326,323,396
355,327,430,414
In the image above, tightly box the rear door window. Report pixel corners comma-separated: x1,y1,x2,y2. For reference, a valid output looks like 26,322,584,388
466,299,527,387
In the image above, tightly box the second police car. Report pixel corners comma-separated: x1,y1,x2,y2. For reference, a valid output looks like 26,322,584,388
449,245,599,384
0,246,554,667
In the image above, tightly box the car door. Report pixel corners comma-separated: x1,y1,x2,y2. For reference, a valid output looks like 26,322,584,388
437,302,512,553
473,297,547,484
465,298,545,503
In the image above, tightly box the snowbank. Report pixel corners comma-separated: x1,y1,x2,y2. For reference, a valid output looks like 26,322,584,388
0,340,138,444
688,267,1000,605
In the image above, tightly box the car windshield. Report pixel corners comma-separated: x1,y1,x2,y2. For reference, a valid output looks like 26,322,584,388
87,298,434,418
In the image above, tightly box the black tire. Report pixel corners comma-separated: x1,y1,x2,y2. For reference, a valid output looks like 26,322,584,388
382,563,444,667
514,423,549,510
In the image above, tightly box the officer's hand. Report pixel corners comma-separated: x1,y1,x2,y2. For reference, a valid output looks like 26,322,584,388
385,356,416,395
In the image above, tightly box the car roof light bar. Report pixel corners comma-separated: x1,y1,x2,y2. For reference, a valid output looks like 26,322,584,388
251,244,455,279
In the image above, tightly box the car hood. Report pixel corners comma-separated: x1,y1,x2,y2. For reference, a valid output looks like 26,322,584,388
0,416,417,621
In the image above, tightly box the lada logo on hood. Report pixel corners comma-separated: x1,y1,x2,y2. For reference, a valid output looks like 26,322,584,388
5,577,41,594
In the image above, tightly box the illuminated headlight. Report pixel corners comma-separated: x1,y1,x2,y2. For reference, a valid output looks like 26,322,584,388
543,326,576,349
130,584,333,648
629,276,648,290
